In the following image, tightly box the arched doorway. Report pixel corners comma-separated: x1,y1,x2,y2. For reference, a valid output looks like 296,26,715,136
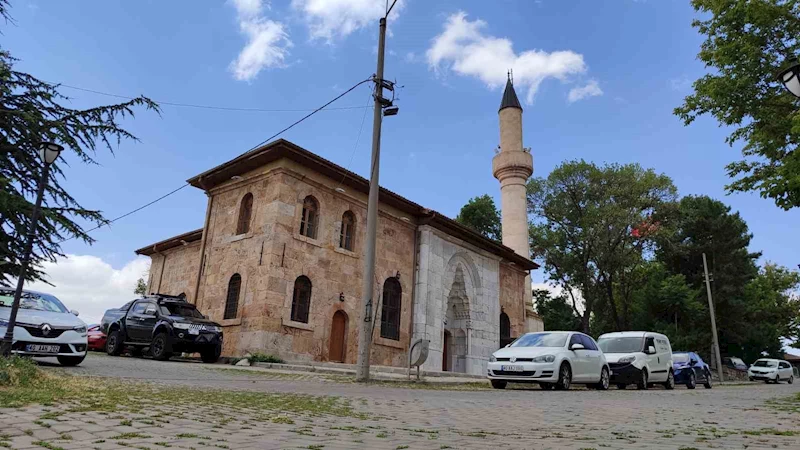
442,330,452,371
329,310,348,363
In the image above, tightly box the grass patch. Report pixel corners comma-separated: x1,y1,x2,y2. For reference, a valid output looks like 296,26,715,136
742,428,798,436
32,442,65,450
111,433,150,440
247,353,285,364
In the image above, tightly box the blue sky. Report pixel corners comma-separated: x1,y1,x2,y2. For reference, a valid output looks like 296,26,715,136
5,0,799,321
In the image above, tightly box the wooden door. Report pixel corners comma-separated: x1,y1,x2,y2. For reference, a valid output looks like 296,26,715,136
329,310,347,363
442,330,451,371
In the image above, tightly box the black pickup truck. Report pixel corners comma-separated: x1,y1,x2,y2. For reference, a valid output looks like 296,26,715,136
104,294,223,363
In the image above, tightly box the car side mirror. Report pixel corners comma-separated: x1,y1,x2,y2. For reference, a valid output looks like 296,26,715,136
570,343,585,351
690,359,698,365
70,309,79,316
647,346,656,354
144,307,157,316
504,344,511,348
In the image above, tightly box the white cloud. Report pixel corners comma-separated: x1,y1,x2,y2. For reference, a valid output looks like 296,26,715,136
427,12,589,103
229,0,292,81
292,0,405,41
404,51,417,63
568,79,603,103
24,255,150,325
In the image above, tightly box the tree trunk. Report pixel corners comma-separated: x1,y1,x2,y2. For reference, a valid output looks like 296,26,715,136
605,274,621,331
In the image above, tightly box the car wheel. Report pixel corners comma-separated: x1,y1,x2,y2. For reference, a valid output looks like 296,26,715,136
201,344,222,364
636,369,648,390
106,330,123,356
703,371,713,389
775,375,781,384
664,370,675,390
491,380,507,390
789,376,794,385
150,332,172,361
56,355,86,366
686,372,696,389
539,383,554,390
616,384,627,390
596,366,610,390
555,363,572,390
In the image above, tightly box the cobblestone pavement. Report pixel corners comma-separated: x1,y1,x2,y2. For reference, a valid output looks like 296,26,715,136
1,353,799,450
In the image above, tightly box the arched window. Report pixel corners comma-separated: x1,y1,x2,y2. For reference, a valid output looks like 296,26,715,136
224,274,241,319
291,276,312,323
380,277,402,340
299,196,319,239
339,211,355,251
500,312,511,340
236,193,253,235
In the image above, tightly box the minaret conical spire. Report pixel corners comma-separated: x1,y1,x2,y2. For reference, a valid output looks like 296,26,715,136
499,69,522,112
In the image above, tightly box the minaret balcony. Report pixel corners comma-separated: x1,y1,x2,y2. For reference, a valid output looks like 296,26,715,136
492,150,533,182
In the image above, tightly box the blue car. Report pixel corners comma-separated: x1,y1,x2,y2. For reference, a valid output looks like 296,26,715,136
672,351,713,389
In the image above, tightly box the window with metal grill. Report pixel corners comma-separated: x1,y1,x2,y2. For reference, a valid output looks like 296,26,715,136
299,196,319,239
380,277,402,340
291,276,312,323
224,274,241,319
236,193,253,235
339,211,355,251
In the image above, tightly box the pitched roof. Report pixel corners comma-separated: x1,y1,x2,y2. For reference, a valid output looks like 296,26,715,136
499,79,522,112
139,139,538,270
135,228,202,256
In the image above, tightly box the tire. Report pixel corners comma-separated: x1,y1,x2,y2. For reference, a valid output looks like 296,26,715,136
57,355,85,366
703,371,713,389
150,332,172,361
636,369,648,390
595,366,610,390
686,372,696,389
539,383,554,390
201,344,222,364
106,330,123,356
775,375,780,384
664,370,675,390
555,363,572,390
617,384,627,390
789,376,794,385
491,380,507,390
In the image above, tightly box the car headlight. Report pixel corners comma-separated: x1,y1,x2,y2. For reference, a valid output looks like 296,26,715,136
173,323,191,330
73,325,87,335
489,355,497,363
532,355,556,363
618,355,636,364
207,326,222,333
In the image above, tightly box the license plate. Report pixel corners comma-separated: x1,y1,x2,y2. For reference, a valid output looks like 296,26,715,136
188,329,200,335
25,344,60,353
501,365,524,372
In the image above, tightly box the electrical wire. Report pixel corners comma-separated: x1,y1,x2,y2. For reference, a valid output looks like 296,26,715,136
333,87,373,192
57,77,374,243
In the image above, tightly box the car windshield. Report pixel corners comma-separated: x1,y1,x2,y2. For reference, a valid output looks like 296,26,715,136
160,303,203,318
673,353,690,364
0,290,68,313
597,336,643,353
510,332,568,348
753,360,777,367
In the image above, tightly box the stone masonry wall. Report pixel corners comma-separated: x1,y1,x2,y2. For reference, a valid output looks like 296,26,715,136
147,242,201,299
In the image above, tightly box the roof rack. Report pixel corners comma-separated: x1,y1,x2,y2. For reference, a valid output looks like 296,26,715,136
144,293,188,303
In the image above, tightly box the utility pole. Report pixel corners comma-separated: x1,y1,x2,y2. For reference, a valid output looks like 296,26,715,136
356,0,398,382
702,253,724,383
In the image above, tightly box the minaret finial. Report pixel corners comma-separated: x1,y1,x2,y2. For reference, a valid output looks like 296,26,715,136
508,69,513,84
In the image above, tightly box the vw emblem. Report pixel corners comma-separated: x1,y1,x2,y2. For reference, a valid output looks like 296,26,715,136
510,357,517,363
41,323,52,337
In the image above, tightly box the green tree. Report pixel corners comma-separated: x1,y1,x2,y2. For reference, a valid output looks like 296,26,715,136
527,160,677,333
0,0,158,286
533,288,581,332
675,0,800,210
455,194,502,241
134,278,148,296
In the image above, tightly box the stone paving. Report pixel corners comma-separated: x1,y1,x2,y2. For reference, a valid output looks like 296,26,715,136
1,353,799,449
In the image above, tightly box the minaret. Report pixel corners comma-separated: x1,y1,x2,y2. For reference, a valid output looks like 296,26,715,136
492,71,538,331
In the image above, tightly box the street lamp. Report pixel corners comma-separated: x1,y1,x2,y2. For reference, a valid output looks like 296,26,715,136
0,142,63,357
778,59,800,98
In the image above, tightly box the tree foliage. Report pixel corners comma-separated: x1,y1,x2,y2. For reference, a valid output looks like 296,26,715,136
0,0,159,285
675,0,800,210
533,288,581,332
134,278,147,296
455,194,502,241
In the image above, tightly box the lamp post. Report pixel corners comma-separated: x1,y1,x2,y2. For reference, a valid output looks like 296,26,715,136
778,59,800,98
0,142,63,357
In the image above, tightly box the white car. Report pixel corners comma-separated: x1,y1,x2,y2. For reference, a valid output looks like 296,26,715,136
0,289,88,366
597,331,675,390
748,359,795,384
487,331,610,390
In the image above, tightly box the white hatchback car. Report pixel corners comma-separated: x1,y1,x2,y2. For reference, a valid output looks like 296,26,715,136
748,359,795,384
0,289,88,366
487,331,610,390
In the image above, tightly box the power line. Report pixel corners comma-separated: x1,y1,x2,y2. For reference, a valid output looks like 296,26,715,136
56,82,371,113
334,88,373,192
58,77,373,243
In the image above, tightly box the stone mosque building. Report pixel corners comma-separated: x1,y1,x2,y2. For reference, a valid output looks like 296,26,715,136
136,77,542,375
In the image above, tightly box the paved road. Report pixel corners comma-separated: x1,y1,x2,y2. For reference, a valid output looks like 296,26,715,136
5,353,800,449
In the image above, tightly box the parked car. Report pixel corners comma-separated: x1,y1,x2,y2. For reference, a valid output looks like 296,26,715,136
86,324,107,351
105,294,223,363
672,351,712,389
0,288,87,366
748,358,795,384
487,331,610,390
100,300,136,333
723,356,748,371
597,331,675,390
